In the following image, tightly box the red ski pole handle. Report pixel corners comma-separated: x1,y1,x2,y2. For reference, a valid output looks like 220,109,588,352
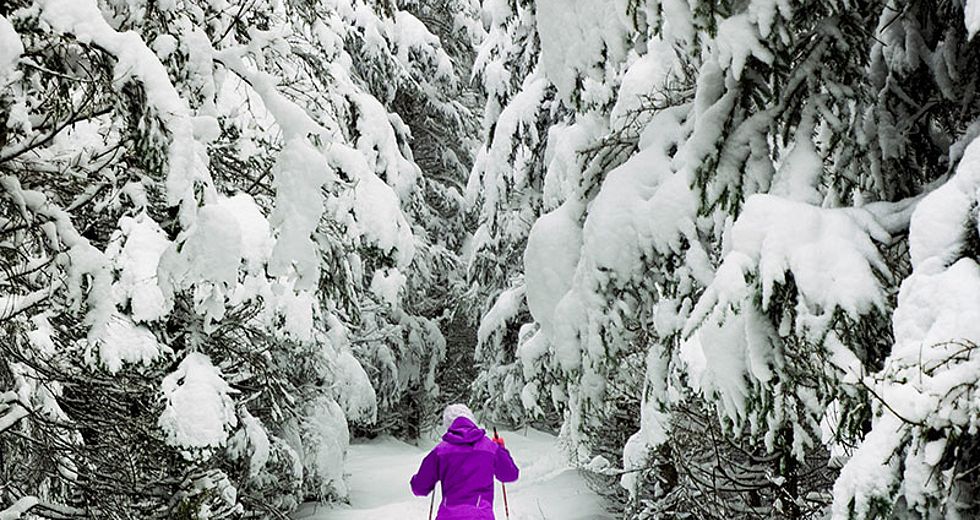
492,427,505,446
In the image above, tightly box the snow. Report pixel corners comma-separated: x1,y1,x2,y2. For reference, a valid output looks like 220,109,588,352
512,105,698,396
299,397,351,498
26,314,57,357
175,201,242,318
887,259,980,396
581,148,666,275
748,0,792,39
552,289,588,372
478,284,526,345
120,181,149,210
108,213,172,323
228,408,271,477
277,289,317,342
580,106,691,275
516,328,549,379
192,115,221,143
679,191,898,447
350,90,420,201
243,410,271,476
831,412,905,519
468,75,550,214
8,0,980,515
390,10,454,82
217,193,275,273
621,348,671,494
0,395,29,435
38,0,214,227
523,199,582,339
682,315,750,423
369,268,407,306
534,0,627,104
609,41,676,128
269,139,334,290
1,175,116,346
657,0,695,47
347,161,416,269
0,497,39,520
542,117,604,207
908,134,980,269
689,194,891,337
0,15,22,85
151,34,178,59
714,14,774,81
0,289,53,323
149,191,320,342
966,0,980,39
92,313,170,374
293,427,612,520
770,115,824,205
158,352,238,451
832,133,980,517
217,49,326,141
331,349,378,424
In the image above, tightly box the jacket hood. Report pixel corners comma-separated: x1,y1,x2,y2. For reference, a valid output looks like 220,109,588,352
442,416,486,445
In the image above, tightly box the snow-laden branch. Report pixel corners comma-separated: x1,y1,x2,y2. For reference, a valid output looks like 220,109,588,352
0,391,28,433
0,287,54,322
863,173,954,237
36,0,214,226
0,497,84,520
0,497,39,520
0,403,28,433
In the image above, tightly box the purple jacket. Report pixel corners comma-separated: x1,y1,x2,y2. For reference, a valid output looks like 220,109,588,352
410,417,519,519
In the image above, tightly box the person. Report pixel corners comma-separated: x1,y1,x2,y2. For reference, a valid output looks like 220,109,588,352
410,404,519,519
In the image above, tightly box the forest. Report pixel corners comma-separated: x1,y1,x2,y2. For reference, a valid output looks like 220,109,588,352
1,0,979,518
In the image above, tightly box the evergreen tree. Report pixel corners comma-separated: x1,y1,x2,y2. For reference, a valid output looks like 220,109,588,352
470,0,980,518
0,0,477,516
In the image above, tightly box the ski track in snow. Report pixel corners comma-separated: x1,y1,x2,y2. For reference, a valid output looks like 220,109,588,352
294,428,614,520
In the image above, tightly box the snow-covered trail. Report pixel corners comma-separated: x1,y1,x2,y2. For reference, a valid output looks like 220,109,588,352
293,428,614,520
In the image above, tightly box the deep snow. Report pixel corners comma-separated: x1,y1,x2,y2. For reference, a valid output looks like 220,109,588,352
293,427,613,520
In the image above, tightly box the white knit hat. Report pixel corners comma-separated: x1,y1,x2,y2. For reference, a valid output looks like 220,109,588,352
442,403,476,431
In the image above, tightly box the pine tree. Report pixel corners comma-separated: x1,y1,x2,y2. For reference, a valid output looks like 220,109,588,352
0,0,477,516
469,0,980,518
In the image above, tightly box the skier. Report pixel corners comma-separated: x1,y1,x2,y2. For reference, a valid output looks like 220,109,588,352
410,404,519,519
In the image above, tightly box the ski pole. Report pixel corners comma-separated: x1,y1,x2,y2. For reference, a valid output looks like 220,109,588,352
493,427,510,519
428,486,437,520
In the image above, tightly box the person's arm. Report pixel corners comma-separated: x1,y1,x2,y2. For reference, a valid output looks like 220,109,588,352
493,439,519,483
410,449,440,496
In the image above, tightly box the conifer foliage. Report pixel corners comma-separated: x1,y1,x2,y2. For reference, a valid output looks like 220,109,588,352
0,0,477,517
2,0,980,518
469,0,980,518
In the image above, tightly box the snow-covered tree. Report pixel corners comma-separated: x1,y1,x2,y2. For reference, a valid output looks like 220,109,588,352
470,0,980,518
464,0,563,423
0,0,477,516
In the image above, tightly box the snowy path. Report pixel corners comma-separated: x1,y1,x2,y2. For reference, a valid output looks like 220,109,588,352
293,428,614,520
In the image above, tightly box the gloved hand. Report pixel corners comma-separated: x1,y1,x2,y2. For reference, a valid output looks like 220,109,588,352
492,436,505,447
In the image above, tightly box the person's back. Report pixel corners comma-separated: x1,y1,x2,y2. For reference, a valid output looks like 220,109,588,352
410,405,519,519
